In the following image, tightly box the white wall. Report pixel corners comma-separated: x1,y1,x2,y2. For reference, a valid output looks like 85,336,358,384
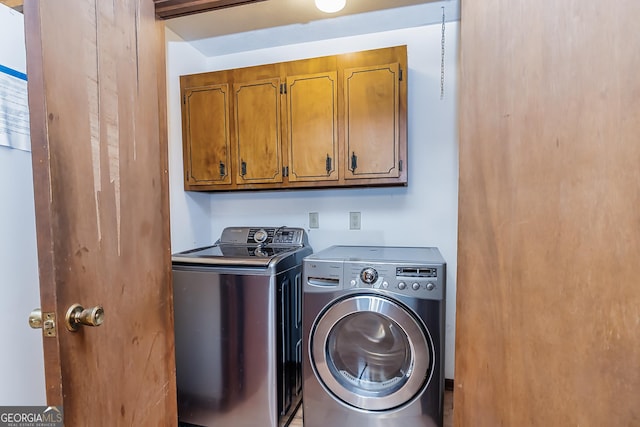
0,4,46,405
166,29,215,251
167,4,459,379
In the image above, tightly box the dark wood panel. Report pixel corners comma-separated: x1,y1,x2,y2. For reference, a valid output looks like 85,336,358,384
23,0,62,405
25,0,177,424
153,0,266,19
456,1,640,426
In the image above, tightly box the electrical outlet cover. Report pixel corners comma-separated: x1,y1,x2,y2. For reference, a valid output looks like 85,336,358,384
349,212,361,230
309,212,319,229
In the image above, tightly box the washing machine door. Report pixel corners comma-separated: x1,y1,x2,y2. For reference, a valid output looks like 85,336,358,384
310,294,433,411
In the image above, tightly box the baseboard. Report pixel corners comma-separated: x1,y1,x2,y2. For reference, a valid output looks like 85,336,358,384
445,378,454,391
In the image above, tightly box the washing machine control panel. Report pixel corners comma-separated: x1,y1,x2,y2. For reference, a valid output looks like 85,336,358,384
343,263,444,300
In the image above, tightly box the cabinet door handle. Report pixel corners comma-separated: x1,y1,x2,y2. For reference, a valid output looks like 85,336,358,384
326,155,332,174
219,161,226,177
241,159,247,177
350,152,357,172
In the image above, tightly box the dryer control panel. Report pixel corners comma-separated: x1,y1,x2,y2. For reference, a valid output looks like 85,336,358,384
303,245,446,301
343,262,445,301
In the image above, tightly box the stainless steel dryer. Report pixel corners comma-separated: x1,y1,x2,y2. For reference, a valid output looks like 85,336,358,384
302,246,446,427
172,227,312,427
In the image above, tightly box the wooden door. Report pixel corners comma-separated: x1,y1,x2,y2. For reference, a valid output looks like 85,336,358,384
182,84,232,188
233,78,283,185
343,63,401,180
24,0,177,425
286,71,338,183
456,1,640,426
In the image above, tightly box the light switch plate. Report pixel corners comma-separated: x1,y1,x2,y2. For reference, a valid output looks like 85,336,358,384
349,212,361,230
309,212,319,229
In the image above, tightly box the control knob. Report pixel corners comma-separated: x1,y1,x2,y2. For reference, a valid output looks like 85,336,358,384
412,282,421,290
360,267,378,285
426,282,436,291
253,229,269,243
398,282,407,290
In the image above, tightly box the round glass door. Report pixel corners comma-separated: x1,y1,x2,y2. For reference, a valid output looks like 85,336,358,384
310,295,433,411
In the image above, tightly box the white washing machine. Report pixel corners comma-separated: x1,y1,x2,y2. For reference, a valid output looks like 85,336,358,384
302,246,445,427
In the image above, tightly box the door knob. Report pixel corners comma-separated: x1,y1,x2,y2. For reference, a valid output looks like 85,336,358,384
65,303,105,332
29,308,43,329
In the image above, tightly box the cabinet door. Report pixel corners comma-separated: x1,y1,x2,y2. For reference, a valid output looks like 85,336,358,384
344,63,401,180
234,78,283,185
286,72,338,182
182,84,232,187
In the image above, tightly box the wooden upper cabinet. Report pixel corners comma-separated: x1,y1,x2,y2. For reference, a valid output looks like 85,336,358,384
286,72,338,183
179,45,407,191
182,84,232,187
344,63,401,180
234,78,283,185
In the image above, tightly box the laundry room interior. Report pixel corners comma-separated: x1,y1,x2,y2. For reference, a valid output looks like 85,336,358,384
166,3,458,424
1,0,639,426
167,0,459,381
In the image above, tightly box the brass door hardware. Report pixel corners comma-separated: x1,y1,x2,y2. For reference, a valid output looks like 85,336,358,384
28,308,57,337
65,303,105,332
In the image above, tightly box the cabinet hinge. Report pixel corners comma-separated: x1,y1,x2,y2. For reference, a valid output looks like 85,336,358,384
399,159,403,172
399,67,403,81
280,83,287,94
282,166,289,177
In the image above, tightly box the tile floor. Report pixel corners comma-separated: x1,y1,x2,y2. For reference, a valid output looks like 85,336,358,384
289,389,453,427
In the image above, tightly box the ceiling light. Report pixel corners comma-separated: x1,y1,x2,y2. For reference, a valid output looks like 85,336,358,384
315,0,346,13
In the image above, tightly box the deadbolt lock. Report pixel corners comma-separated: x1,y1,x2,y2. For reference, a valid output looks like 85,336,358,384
65,303,105,332
29,308,57,337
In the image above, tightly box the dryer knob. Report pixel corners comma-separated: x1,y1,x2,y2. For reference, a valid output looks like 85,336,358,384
360,267,378,284
412,282,421,290
426,282,436,291
398,282,407,290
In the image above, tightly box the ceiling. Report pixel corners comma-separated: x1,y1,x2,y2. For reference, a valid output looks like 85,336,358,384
166,0,457,57
0,0,458,57
165,0,443,41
